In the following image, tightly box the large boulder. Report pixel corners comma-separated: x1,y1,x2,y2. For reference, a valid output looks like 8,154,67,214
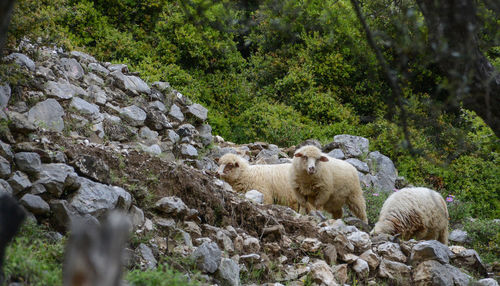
27,99,65,132
333,135,369,158
368,151,398,192
4,53,35,71
36,163,79,197
191,241,222,274
410,240,450,265
111,71,151,95
120,105,147,127
60,57,84,80
413,260,471,286
14,152,41,175
44,80,87,100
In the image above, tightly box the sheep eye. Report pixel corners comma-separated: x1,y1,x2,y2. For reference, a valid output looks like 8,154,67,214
302,156,308,160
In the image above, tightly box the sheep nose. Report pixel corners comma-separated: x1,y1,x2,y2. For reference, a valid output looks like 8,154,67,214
308,166,316,174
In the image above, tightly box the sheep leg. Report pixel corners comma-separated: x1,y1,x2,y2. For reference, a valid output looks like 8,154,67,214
331,208,343,219
438,228,449,245
313,190,330,210
293,188,310,212
346,192,368,223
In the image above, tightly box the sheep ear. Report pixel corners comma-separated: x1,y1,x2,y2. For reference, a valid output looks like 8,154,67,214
294,153,303,158
319,156,329,162
234,162,239,167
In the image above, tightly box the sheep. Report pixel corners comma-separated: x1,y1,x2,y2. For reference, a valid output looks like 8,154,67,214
217,153,298,210
371,187,449,244
290,145,368,223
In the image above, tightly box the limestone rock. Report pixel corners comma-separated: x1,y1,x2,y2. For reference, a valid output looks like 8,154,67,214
4,53,35,71
155,196,188,217
14,152,41,175
27,99,65,132
192,241,222,274
410,240,450,265
333,135,369,158
20,193,50,215
245,190,264,204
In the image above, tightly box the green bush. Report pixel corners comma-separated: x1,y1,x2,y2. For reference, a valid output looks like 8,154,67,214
463,219,500,264
126,264,200,286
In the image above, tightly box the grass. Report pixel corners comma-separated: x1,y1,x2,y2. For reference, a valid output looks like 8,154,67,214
126,264,200,286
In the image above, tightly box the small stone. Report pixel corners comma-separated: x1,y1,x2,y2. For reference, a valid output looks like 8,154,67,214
186,103,208,121
70,97,101,120
136,243,157,269
410,240,450,265
301,238,322,253
216,258,240,286
60,57,84,80
129,205,145,229
120,105,147,127
332,264,348,285
192,241,222,274
20,194,50,215
154,196,188,217
168,104,184,122
8,171,32,195
378,259,412,281
15,152,42,175
377,242,407,263
345,158,370,173
475,278,499,286
353,258,369,278
359,249,380,270
449,229,469,244
4,53,35,71
245,190,264,204
323,244,337,265
310,260,338,286
179,144,198,158
0,156,11,179
27,99,65,132
347,231,371,253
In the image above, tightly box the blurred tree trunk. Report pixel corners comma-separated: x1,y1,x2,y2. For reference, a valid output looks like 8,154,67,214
0,0,15,52
416,0,500,137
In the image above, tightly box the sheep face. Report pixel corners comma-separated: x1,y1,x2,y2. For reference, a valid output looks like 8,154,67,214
293,145,329,175
217,153,247,182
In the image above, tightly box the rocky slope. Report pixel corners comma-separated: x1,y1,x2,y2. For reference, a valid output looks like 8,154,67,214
0,40,498,286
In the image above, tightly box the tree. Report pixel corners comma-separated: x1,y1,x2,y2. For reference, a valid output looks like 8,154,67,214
0,0,16,51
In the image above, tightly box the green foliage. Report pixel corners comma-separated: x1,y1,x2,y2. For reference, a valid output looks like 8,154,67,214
126,264,200,286
463,219,500,264
363,187,391,225
4,221,65,285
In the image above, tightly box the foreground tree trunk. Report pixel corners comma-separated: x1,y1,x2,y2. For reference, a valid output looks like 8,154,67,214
0,0,16,52
416,0,500,137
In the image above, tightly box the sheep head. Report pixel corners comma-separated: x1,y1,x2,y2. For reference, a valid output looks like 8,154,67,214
217,153,248,182
293,145,329,175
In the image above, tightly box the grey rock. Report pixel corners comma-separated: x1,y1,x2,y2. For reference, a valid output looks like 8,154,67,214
475,279,499,286
187,103,208,121
245,190,264,204
140,144,162,155
197,124,213,146
378,259,412,281
44,80,87,100
36,163,79,197
111,71,151,95
345,158,369,173
0,84,11,109
410,240,450,265
155,196,188,217
102,119,131,142
49,199,76,231
60,58,84,80
327,148,345,160
70,97,101,120
145,107,172,131
395,176,409,189
0,178,13,195
149,101,165,112
88,63,109,77
310,260,338,286
451,248,487,275
15,152,42,175
7,112,36,133
0,140,13,160
166,130,180,143
347,231,371,253
139,126,158,141
353,258,369,278
129,205,145,229
20,194,50,215
413,260,471,286
36,66,56,80
217,258,240,286
108,64,128,73
180,144,198,158
73,154,111,184
377,242,407,263
194,157,218,172
333,134,369,158
27,98,65,131
152,81,171,92
69,177,131,217
120,105,147,127
359,249,380,270
168,104,184,122
136,243,157,269
192,241,222,274
70,51,96,63
30,182,46,195
297,139,322,150
8,171,32,195
4,53,35,71
177,124,197,138
86,85,107,105
0,155,11,178
368,151,398,192
449,229,469,244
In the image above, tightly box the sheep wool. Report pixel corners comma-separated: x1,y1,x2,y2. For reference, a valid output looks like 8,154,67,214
291,145,368,223
372,187,449,244
217,153,298,210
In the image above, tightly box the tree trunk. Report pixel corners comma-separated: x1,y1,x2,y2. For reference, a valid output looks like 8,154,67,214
0,0,16,52
416,0,500,137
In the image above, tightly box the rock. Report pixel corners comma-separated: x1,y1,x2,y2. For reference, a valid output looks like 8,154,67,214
14,152,41,175
136,243,157,269
197,124,213,146
310,260,338,286
145,107,171,131
36,163,79,197
20,194,50,215
7,111,36,132
88,63,109,76
152,81,171,92
166,130,180,143
70,97,101,120
60,57,84,80
44,80,87,100
378,259,412,281
217,258,240,286
360,249,380,270
168,104,184,122
155,196,188,217
108,64,128,73
243,236,260,253
347,231,371,253
102,119,131,142
0,84,11,109
49,199,76,231
177,123,197,138
327,148,345,160
4,53,35,71
154,217,176,231
245,190,264,204
332,264,348,285
344,217,371,233
0,156,11,179
216,230,234,253
86,85,107,105
410,240,450,265
377,242,407,263
192,241,222,274
261,225,284,242
297,139,322,150
353,258,369,278
8,171,32,195
184,221,202,238
120,105,147,127
111,71,151,95
450,248,488,275
179,144,198,158
323,244,337,265
140,144,162,155
27,99,65,132
301,238,322,253
70,51,96,63
139,126,158,141
68,177,132,217
333,135,369,158
129,205,145,229
394,176,409,189
239,253,260,265
0,179,13,195
368,151,397,192
475,279,499,286
449,229,469,244
413,260,471,286
73,154,111,184
0,140,13,160
345,158,369,173
186,103,208,121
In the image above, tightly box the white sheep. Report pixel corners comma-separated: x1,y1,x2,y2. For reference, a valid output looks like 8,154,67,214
290,145,368,223
371,187,449,244
217,153,298,210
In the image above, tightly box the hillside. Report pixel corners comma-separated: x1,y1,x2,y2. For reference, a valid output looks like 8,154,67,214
0,40,498,285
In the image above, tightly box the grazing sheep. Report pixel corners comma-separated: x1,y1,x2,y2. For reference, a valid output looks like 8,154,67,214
371,187,449,244
217,153,298,210
291,145,368,223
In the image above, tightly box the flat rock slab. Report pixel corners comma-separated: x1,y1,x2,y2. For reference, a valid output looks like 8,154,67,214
27,98,65,132
4,53,35,71
44,80,87,100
